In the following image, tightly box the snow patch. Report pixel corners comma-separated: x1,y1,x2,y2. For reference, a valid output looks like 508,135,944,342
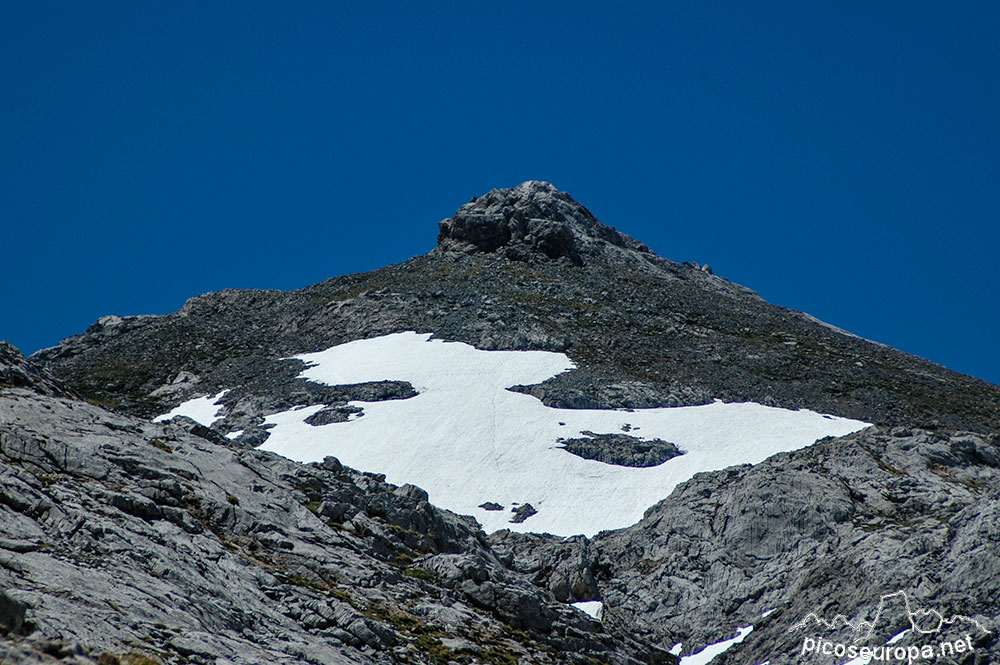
839,629,912,665
248,332,867,536
680,625,753,665
886,630,909,645
154,390,228,425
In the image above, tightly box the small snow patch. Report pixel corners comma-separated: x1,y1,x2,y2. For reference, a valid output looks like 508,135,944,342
886,629,909,645
154,390,228,426
571,601,603,620
680,625,753,665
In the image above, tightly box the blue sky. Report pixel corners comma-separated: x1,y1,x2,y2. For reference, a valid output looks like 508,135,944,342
3,2,998,385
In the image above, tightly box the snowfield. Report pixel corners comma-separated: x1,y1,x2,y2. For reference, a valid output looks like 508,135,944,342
159,332,869,537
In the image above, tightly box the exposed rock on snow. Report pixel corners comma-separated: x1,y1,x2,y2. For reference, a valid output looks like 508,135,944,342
511,503,539,524
558,431,683,467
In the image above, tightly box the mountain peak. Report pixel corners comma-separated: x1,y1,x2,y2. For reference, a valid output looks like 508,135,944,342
436,180,652,264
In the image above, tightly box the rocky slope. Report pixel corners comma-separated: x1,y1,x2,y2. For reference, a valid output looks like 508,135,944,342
1,347,672,665
6,181,1000,664
492,426,1000,663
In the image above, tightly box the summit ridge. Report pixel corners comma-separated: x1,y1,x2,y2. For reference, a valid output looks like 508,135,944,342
30,182,1000,432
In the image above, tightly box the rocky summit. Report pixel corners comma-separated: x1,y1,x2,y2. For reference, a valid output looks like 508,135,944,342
3,182,999,664
437,181,652,265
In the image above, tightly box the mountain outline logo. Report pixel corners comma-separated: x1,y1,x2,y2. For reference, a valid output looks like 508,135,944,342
788,590,990,644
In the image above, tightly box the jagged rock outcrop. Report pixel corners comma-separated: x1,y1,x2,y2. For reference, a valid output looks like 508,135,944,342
556,432,682,468
490,533,601,605
0,342,69,397
436,181,652,265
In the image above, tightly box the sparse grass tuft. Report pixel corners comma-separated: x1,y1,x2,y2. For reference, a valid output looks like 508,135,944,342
275,573,331,592
481,649,520,665
149,439,173,453
403,567,436,582
122,653,161,665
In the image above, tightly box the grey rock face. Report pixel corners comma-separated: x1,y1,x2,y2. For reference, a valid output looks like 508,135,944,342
0,386,674,665
508,376,715,411
510,503,538,524
491,532,601,604
148,369,201,399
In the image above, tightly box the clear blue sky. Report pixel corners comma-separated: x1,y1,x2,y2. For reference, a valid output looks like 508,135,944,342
3,2,998,385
